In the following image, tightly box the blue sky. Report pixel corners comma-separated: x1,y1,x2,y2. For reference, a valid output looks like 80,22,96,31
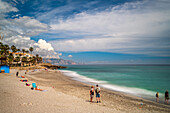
0,0,170,64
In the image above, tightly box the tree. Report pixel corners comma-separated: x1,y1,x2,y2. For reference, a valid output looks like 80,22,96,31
29,47,33,55
0,42,4,56
0,43,41,66
11,45,17,59
22,56,27,66
4,44,10,54
0,42,4,52
3,44,10,64
19,53,22,56
15,56,20,66
21,49,25,66
17,49,20,53
28,57,32,66
22,49,25,55
11,45,17,52
31,56,36,65
25,50,29,53
36,54,39,64
8,53,14,66
0,43,5,64
38,57,43,63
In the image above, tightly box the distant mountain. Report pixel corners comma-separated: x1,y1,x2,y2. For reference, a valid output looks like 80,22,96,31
43,58,77,65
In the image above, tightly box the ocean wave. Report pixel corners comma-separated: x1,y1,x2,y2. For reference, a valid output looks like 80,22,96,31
59,70,107,84
59,70,164,99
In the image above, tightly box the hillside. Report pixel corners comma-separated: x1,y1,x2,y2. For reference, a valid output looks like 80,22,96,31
44,58,77,65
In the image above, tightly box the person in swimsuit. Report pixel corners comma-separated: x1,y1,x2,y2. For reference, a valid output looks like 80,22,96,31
90,86,94,102
156,92,159,102
165,90,169,104
16,71,19,77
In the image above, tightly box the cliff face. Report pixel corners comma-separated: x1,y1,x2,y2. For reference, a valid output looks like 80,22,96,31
44,58,77,65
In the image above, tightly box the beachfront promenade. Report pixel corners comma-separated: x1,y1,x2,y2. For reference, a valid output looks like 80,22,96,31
0,69,170,113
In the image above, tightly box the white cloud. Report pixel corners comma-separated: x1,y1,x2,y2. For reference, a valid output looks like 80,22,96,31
0,1,57,58
58,53,62,56
50,0,170,56
34,39,54,51
0,0,18,14
36,2,76,23
1,16,49,38
3,36,57,58
55,52,62,59
68,55,72,58
51,3,169,37
1,0,170,58
50,37,151,52
9,16,49,36
4,35,33,49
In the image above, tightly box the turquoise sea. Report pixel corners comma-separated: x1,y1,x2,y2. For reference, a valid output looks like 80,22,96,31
59,65,170,102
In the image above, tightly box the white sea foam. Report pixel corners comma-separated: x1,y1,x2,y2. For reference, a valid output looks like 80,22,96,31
59,70,106,84
59,70,164,99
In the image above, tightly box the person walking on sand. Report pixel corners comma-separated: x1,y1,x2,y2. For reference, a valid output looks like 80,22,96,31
165,90,169,104
16,71,19,77
156,92,159,102
95,84,101,103
90,86,94,102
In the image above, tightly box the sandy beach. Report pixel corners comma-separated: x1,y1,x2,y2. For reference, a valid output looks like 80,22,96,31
0,69,170,113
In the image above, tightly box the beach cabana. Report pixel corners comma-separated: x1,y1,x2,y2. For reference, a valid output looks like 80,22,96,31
0,65,10,73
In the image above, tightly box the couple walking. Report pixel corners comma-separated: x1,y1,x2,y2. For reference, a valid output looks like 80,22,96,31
156,90,169,104
90,84,101,103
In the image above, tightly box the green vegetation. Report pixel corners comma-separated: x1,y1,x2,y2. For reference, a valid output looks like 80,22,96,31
0,42,43,67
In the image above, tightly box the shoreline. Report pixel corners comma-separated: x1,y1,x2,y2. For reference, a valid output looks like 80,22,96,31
1,69,170,113
59,69,170,106
58,69,167,104
25,69,170,112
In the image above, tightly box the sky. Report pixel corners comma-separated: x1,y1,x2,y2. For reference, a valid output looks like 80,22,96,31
0,0,170,64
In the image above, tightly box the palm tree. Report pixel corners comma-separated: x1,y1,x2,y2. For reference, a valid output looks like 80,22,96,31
22,56,27,66
11,45,16,52
0,43,5,64
8,53,14,66
29,47,33,55
11,45,17,59
19,53,22,57
15,56,20,66
0,43,38,66
28,57,32,66
0,42,4,55
22,49,25,56
4,45,10,54
36,54,39,64
25,50,29,54
38,57,43,63
21,49,25,66
3,44,10,64
17,49,20,53
31,56,36,65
